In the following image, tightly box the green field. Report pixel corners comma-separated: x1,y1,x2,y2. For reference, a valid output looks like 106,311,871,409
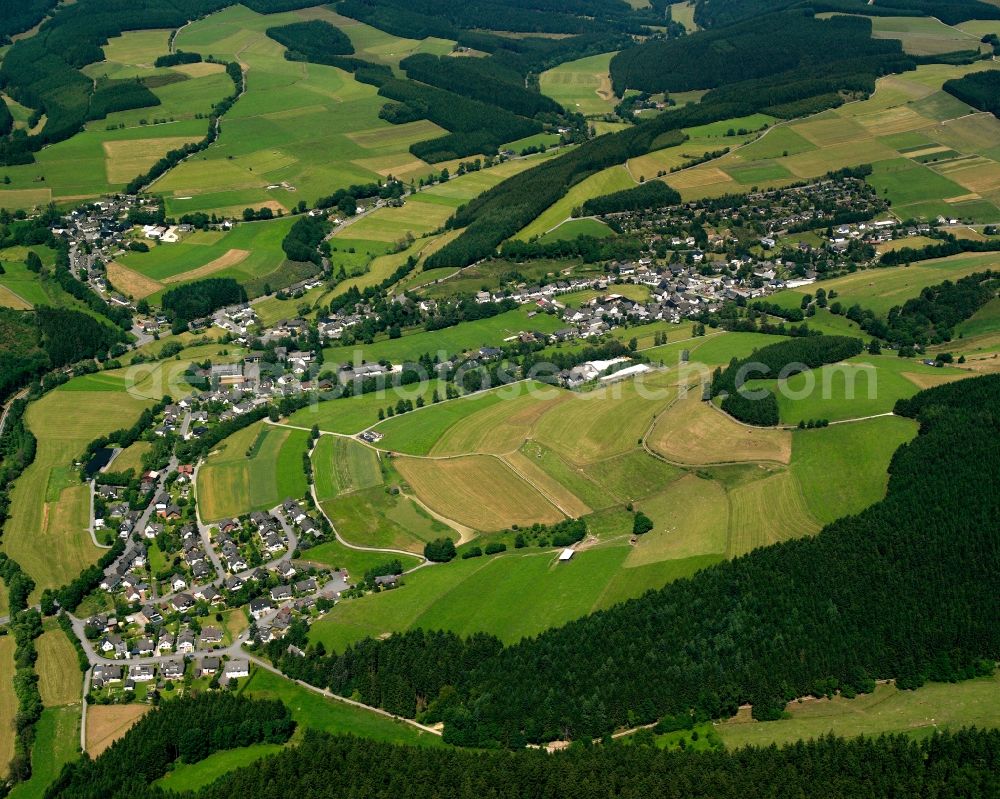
310,544,669,652
539,52,618,117
322,306,564,364
240,667,445,746
397,383,570,456
419,257,597,301
539,217,614,243
773,252,1000,316
791,415,917,524
745,354,967,425
322,485,453,553
155,744,284,792
718,673,1000,748
8,705,81,799
197,421,310,520
287,380,451,435
155,4,457,215
36,623,82,707
375,381,554,456
313,436,383,499
516,165,636,240
301,537,422,577
114,217,301,299
0,637,15,777
3,382,151,599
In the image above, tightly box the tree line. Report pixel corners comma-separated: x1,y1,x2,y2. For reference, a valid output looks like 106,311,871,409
281,215,330,265
581,180,680,215
161,277,247,328
124,60,243,194
42,721,1000,799
377,78,542,163
399,53,563,118
944,67,1000,117
842,271,998,348
45,693,295,799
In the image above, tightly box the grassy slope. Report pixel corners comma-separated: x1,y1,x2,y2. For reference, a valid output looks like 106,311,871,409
718,673,1000,748
539,51,617,117
8,705,80,799
287,379,450,436
240,667,445,746
3,384,151,599
0,637,15,778
36,623,83,707
197,422,309,520
791,415,917,524
323,307,564,365
746,354,968,425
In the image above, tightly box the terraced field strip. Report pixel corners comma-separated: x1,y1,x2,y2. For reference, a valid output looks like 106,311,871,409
36,624,83,707
725,470,820,557
0,637,16,778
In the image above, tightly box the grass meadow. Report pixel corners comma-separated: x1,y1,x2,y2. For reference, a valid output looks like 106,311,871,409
7,705,80,799
286,379,451,435
0,637,15,777
745,354,968,425
791,414,917,524
516,165,636,240
772,251,1000,316
36,622,83,707
322,306,564,365
2,382,151,600
197,422,309,520
157,5,460,215
240,667,445,746
114,217,299,300
718,673,1000,748
539,52,618,117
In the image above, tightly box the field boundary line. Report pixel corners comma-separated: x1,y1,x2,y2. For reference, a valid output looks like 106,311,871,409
493,452,574,518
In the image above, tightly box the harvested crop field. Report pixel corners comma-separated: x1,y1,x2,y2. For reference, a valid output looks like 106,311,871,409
430,389,570,456
86,704,150,756
726,471,819,557
36,626,83,706
395,454,564,530
647,395,792,465
107,261,163,299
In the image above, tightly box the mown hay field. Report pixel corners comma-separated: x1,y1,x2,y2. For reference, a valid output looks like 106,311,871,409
3,385,150,599
395,454,564,531
36,625,83,707
86,705,150,757
539,51,618,117
312,436,383,500
197,422,309,520
0,637,16,777
647,393,792,465
8,704,80,799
